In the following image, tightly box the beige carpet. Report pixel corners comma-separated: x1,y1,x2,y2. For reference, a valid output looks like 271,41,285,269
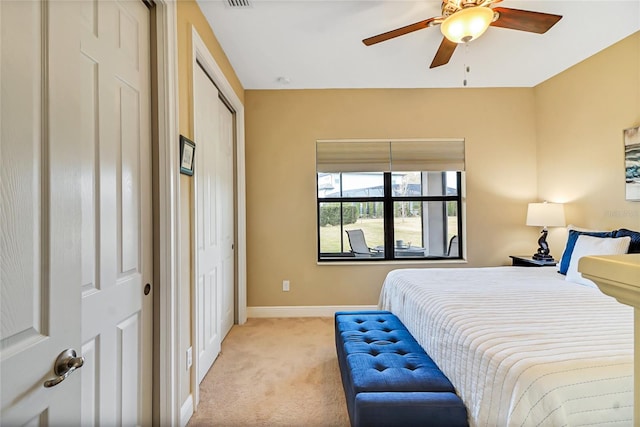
188,317,350,427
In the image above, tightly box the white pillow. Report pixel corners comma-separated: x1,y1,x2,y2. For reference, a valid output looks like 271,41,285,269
566,235,631,287
556,225,612,272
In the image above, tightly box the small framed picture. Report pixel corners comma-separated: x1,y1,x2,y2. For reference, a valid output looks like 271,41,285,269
180,135,195,176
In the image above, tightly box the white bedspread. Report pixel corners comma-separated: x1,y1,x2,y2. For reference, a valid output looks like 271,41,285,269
378,267,633,427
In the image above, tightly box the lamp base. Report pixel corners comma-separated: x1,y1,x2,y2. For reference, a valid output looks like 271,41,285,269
532,228,555,262
532,253,555,262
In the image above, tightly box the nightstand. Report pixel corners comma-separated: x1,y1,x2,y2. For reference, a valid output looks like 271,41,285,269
509,255,557,267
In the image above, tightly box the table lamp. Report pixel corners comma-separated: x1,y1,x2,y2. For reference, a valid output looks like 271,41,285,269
526,202,566,262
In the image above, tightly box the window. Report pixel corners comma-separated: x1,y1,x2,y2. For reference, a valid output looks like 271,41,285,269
316,140,464,262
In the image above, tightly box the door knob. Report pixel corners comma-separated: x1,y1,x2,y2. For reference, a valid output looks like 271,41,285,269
44,349,84,388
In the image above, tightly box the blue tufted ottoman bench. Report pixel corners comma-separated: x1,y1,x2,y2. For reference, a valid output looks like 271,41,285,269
335,311,468,427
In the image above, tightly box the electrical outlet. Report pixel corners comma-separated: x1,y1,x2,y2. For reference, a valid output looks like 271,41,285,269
283,280,290,292
186,347,193,370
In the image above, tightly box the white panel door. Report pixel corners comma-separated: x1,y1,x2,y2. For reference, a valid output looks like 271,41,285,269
194,66,222,383
1,1,152,424
219,103,235,339
1,1,83,424
78,1,153,426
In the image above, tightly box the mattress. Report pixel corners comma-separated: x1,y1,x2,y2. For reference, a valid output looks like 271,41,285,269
378,267,633,427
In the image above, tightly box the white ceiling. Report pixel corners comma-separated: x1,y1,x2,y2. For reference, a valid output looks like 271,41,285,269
197,0,640,89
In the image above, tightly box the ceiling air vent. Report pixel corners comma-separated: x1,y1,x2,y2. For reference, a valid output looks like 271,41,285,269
226,0,253,8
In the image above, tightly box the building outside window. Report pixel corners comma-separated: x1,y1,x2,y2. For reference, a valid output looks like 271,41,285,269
316,139,464,262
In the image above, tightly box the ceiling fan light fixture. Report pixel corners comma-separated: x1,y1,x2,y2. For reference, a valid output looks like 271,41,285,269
441,6,494,44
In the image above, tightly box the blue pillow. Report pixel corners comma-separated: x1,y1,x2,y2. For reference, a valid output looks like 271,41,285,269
558,229,615,275
614,228,640,253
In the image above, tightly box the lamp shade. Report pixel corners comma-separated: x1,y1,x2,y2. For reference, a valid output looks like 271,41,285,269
526,202,566,227
440,7,494,44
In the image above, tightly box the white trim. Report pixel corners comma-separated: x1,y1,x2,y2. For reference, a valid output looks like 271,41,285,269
180,395,194,427
154,1,181,426
189,39,200,412
247,305,380,318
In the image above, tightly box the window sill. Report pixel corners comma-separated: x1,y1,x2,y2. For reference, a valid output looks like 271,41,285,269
317,258,468,266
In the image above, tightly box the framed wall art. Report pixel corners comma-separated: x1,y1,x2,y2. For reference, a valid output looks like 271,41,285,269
180,135,195,176
625,126,640,201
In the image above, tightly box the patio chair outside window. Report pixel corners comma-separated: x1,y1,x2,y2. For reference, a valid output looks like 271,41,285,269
447,235,459,257
345,229,382,257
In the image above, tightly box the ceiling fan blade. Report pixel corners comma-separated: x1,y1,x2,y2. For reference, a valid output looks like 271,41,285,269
490,7,562,34
363,17,438,46
430,37,457,68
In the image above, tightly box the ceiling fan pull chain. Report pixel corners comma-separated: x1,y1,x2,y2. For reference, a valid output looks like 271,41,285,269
463,43,470,86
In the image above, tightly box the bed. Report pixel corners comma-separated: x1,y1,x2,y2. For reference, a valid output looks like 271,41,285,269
378,266,634,427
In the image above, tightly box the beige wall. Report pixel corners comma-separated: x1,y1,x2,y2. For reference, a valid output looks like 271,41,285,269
244,33,640,309
244,88,540,307
176,0,244,406
535,32,640,253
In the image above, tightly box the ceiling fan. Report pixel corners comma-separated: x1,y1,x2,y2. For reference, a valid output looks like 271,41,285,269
363,0,562,69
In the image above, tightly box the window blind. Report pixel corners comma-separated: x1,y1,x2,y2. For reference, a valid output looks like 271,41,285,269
316,139,465,173
316,141,391,173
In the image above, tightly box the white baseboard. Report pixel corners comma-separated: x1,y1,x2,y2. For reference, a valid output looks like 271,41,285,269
247,305,379,318
180,394,194,427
